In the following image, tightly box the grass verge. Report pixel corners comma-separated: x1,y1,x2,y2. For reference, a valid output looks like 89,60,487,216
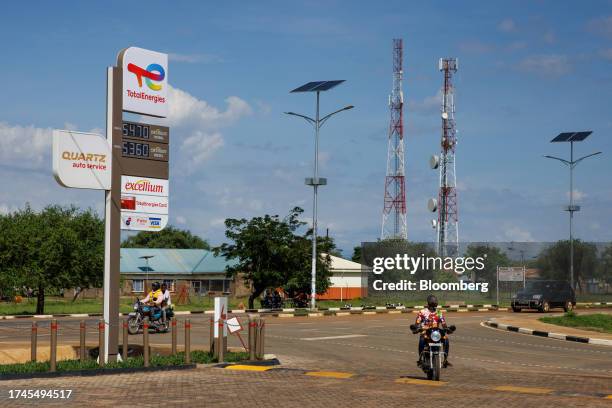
539,312,612,334
0,350,249,376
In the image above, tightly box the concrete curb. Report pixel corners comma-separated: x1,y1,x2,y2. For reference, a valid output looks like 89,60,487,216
483,320,612,347
0,302,608,320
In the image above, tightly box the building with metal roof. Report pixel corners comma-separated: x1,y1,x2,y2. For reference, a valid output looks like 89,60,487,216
119,248,240,296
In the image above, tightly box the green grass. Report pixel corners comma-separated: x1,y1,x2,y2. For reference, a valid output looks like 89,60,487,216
1,292,610,315
0,350,250,376
540,312,612,334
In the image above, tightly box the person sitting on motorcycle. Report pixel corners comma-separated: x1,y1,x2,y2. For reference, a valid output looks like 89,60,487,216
142,282,163,317
160,282,172,323
415,294,452,367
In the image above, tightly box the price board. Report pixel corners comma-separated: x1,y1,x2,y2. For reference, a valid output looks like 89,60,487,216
119,120,169,178
122,121,169,144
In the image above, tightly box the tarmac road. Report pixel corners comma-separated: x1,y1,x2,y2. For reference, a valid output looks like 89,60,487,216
0,310,610,407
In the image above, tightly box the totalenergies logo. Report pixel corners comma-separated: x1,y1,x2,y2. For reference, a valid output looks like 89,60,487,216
127,63,165,91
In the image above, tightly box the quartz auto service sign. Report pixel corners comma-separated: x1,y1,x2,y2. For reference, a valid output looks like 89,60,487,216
120,176,168,231
52,130,111,190
122,47,168,118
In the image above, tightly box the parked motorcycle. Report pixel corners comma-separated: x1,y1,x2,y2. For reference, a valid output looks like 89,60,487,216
410,323,456,381
127,298,174,335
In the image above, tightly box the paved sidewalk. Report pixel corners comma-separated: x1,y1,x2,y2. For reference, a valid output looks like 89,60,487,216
0,365,610,408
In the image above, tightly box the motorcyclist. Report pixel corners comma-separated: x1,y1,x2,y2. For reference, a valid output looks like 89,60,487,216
415,294,452,367
142,282,163,318
160,282,172,323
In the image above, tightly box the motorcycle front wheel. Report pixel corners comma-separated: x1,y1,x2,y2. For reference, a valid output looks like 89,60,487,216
127,316,141,335
432,353,441,381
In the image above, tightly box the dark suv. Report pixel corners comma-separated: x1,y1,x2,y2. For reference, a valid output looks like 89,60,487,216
511,280,576,313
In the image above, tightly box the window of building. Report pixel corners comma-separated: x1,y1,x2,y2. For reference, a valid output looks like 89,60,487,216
162,280,175,292
190,279,231,295
132,279,144,293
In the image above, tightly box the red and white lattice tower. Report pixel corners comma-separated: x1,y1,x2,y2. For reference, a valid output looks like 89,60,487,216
436,58,459,256
381,39,407,240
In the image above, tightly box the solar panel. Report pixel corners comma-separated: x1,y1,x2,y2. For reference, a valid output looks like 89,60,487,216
569,131,592,141
551,132,574,142
550,131,592,142
290,80,345,93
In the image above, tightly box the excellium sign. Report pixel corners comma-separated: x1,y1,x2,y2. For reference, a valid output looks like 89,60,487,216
122,47,168,118
120,175,169,231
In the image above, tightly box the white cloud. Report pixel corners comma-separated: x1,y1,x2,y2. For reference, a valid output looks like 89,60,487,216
503,226,535,242
0,122,53,168
498,18,516,32
152,86,252,170
180,131,224,168
567,189,586,201
175,215,187,224
587,15,612,38
517,54,571,77
408,90,441,114
167,86,252,129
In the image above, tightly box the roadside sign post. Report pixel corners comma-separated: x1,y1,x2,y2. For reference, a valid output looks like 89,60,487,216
497,266,526,306
54,47,169,363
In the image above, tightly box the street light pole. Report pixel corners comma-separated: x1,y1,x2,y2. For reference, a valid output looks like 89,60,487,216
139,255,155,293
544,131,601,291
286,80,353,309
310,91,320,311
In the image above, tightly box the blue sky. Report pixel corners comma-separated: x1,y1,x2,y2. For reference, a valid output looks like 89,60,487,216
1,1,611,256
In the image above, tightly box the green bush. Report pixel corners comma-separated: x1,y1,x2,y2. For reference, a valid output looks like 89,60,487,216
0,350,250,376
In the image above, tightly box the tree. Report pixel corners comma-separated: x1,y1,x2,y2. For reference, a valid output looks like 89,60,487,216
122,226,209,249
0,205,104,314
535,240,598,292
464,244,511,284
214,207,332,309
351,246,362,263
596,245,612,288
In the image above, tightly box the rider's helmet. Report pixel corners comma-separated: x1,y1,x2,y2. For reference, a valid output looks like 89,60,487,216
426,294,438,311
151,282,160,292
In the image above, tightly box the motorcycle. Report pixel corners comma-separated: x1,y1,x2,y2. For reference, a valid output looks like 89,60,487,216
127,298,174,335
410,323,456,381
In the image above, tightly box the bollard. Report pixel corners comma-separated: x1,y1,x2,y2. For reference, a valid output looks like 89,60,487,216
255,319,262,360
50,320,58,372
217,317,224,363
260,318,266,359
209,317,214,354
248,315,256,360
98,319,105,367
30,322,37,362
122,319,129,361
143,317,150,368
171,319,177,355
255,318,265,360
184,319,191,364
79,320,86,362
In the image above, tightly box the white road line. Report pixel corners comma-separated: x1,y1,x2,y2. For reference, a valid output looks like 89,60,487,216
301,334,367,341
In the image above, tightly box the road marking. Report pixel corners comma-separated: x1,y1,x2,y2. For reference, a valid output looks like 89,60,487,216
224,365,274,371
305,371,354,379
395,378,446,386
493,385,553,395
301,334,367,341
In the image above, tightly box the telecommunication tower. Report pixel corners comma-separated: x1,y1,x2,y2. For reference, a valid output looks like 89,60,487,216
381,38,407,240
429,58,459,256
